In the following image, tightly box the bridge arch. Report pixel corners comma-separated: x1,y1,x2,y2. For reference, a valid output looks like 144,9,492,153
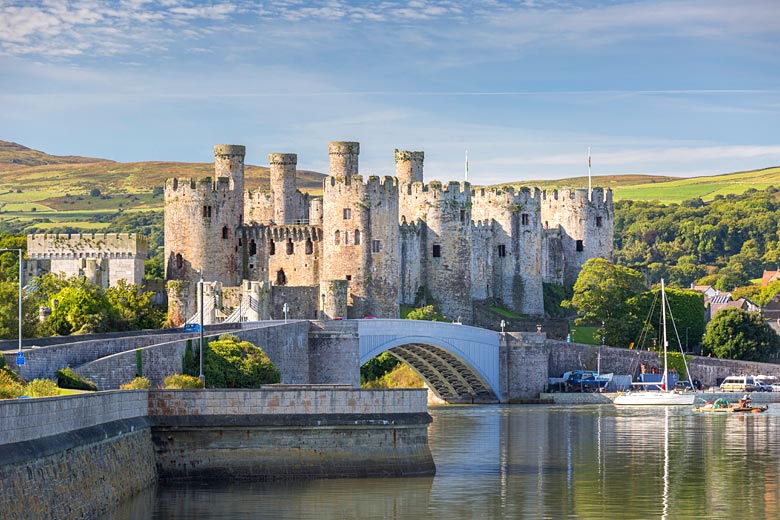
357,320,502,403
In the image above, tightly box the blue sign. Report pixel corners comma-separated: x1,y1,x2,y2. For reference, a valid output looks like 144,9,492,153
16,351,24,366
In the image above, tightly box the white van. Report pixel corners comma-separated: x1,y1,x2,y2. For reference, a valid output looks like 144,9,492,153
720,376,757,393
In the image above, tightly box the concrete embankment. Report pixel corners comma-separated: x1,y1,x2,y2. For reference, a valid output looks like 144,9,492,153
0,387,433,520
541,391,780,405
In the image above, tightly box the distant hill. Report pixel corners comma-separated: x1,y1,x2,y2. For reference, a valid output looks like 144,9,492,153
0,140,112,168
500,167,780,204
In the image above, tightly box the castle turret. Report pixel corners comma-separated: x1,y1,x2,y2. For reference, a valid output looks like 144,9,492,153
328,142,359,181
269,153,297,225
394,150,424,184
214,144,245,194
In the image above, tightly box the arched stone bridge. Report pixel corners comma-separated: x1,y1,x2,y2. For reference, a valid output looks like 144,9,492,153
356,320,502,403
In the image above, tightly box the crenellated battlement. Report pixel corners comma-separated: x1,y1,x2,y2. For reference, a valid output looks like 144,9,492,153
27,233,148,259
471,185,541,207
541,187,611,206
324,174,398,199
165,177,233,197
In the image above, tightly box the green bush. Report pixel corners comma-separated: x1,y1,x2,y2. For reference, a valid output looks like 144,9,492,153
24,378,59,397
182,339,198,376
203,334,280,388
164,373,204,389
0,370,24,399
56,367,97,391
120,376,151,390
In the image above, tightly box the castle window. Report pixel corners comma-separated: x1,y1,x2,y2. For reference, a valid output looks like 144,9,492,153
576,240,584,252
521,213,529,225
203,206,212,218
596,216,603,228
249,239,257,256
269,240,275,255
286,238,294,255
238,238,242,246
346,275,352,281
497,244,506,257
305,238,313,255
432,244,441,258
222,226,229,239
343,208,352,220
175,253,183,270
354,229,360,245
460,209,467,222
276,269,286,286
334,230,341,245
372,240,381,254
344,231,350,245
544,221,549,229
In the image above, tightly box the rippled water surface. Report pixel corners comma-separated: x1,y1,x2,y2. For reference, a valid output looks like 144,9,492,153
104,405,780,519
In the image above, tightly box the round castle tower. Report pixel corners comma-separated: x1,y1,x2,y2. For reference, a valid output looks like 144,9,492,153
164,144,245,322
328,142,360,181
269,153,297,225
394,150,424,184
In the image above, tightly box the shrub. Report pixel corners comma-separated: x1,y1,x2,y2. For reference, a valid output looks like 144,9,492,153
56,367,97,391
24,378,59,397
182,339,198,376
203,334,280,388
0,370,24,399
120,376,151,390
164,373,204,389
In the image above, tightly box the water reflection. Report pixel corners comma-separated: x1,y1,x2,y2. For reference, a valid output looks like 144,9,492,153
102,405,780,519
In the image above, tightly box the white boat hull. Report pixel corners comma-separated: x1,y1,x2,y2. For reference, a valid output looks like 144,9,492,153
613,392,696,406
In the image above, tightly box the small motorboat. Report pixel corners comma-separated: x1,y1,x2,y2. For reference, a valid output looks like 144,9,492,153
693,395,768,413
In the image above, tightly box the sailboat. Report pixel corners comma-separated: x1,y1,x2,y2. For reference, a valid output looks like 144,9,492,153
613,279,696,405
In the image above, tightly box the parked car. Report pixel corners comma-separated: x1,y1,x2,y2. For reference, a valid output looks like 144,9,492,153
719,375,758,392
755,380,773,392
183,323,201,333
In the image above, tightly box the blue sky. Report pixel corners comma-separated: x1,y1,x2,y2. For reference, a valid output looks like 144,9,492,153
1,0,779,184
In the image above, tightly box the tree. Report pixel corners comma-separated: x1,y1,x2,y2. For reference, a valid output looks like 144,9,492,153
406,305,445,321
106,279,165,330
46,278,119,335
203,334,280,388
703,308,780,362
565,258,645,328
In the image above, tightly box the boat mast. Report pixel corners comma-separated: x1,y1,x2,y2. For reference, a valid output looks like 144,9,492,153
661,278,669,391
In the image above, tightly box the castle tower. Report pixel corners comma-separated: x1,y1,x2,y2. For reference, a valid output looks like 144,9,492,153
540,188,614,285
269,153,297,225
421,181,474,322
164,144,245,321
394,150,424,184
322,173,400,318
328,142,359,181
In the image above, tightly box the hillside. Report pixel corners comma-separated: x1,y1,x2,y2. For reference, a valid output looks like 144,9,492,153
0,140,112,168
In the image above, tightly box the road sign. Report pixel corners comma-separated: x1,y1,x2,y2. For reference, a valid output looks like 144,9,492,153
16,351,24,366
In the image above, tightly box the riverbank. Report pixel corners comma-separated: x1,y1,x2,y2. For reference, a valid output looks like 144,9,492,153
541,391,780,405
0,387,434,520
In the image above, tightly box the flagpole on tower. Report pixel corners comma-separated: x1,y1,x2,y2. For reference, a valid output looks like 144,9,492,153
465,150,469,182
587,147,592,193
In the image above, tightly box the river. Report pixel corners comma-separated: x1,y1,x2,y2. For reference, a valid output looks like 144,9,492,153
104,404,780,519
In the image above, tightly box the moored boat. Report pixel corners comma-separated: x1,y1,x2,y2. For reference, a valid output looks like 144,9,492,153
693,395,768,413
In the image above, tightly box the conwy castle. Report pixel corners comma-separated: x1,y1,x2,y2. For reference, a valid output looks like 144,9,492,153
163,142,613,325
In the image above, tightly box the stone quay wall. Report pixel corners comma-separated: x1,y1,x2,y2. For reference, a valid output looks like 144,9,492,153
507,333,780,398
0,387,433,518
0,391,156,520
149,387,434,480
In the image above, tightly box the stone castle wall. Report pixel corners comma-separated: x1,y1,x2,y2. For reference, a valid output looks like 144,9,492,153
164,141,614,324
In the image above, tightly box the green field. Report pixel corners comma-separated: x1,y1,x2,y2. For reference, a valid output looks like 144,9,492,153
570,326,600,345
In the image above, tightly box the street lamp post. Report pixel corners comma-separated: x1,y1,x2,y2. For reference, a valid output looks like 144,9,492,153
198,274,205,386
500,320,506,334
283,303,289,323
1,249,23,366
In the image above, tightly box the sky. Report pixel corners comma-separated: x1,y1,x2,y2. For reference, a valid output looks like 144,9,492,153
1,0,779,185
